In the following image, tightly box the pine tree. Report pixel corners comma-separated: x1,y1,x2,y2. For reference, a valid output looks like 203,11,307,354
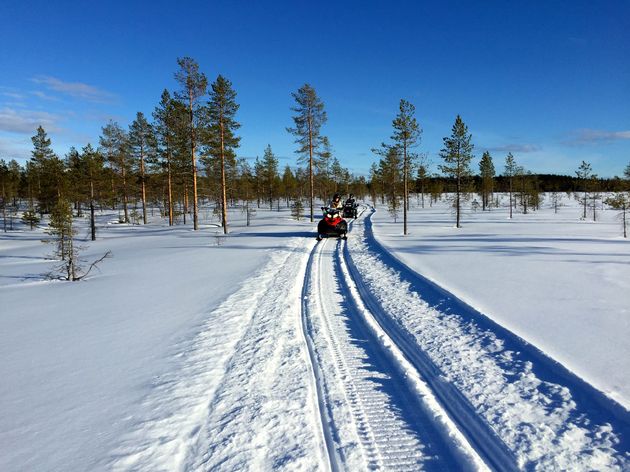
378,146,402,223
99,121,130,223
81,144,105,240
479,151,495,211
129,112,157,224
605,192,630,238
415,155,430,208
31,126,66,213
504,153,518,219
153,90,176,225
261,145,279,210
21,208,40,229
46,198,77,279
287,84,327,222
203,75,240,233
291,198,304,221
576,161,593,219
391,99,421,234
174,57,208,231
439,115,474,228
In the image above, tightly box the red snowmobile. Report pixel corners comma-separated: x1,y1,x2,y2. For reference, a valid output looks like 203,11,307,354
317,207,348,241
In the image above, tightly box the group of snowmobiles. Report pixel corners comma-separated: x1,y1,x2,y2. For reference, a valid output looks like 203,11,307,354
316,194,359,241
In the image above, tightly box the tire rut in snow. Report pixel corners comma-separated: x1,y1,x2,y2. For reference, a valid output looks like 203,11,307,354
344,208,630,471
303,238,464,471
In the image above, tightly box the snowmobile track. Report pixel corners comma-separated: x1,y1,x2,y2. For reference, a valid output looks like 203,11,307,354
340,206,630,471
301,232,482,470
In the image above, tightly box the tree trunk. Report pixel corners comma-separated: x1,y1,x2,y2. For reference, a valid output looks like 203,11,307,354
220,120,228,234
403,142,408,235
121,155,129,223
140,144,147,224
167,150,173,226
189,91,199,231
308,115,314,222
90,178,96,241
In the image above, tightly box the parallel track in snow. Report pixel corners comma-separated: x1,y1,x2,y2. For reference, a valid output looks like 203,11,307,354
300,227,485,470
337,207,630,471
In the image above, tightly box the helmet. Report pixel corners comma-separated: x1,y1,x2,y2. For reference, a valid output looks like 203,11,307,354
349,194,354,198
333,193,340,200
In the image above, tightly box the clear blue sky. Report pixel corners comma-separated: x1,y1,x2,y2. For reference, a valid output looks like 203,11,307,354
1,0,629,177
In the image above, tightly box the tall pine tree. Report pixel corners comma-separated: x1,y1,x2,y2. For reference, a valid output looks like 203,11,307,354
479,151,495,211
129,112,157,224
174,57,207,230
204,75,240,234
439,115,474,228
391,99,421,234
287,84,327,222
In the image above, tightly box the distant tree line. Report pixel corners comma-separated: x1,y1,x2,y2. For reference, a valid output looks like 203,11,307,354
0,58,370,238
1,60,629,239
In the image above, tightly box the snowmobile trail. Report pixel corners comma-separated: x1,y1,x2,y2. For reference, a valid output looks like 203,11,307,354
302,237,485,471
342,207,630,471
110,237,326,472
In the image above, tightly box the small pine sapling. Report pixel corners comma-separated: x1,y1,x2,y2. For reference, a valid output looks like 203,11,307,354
291,198,304,221
604,193,630,238
45,199,111,281
22,208,40,229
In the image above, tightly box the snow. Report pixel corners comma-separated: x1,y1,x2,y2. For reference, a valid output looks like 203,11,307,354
1,195,629,471
370,195,630,409
0,209,319,471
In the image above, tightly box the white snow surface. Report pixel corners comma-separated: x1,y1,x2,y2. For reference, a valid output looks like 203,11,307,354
1,196,629,471
370,195,630,409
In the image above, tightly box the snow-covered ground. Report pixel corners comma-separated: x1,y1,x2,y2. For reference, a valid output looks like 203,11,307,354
371,194,630,409
1,195,629,471
0,207,318,471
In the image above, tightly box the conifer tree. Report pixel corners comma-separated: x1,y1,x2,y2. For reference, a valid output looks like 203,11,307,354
204,75,240,233
479,151,495,210
0,160,21,230
287,84,327,222
99,121,130,223
439,115,474,228
129,112,157,224
175,57,208,230
504,153,517,218
605,192,630,238
391,99,421,234
153,90,176,225
46,198,76,279
415,155,430,208
261,145,279,210
81,144,105,240
31,126,66,213
576,161,594,219
377,146,402,222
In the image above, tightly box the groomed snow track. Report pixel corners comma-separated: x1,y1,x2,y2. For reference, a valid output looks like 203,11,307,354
320,206,629,471
111,206,629,471
301,236,484,471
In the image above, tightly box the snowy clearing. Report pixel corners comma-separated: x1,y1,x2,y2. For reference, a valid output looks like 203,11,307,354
1,196,629,471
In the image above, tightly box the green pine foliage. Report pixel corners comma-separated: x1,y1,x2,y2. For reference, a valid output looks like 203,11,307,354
479,151,495,210
287,84,328,222
439,115,474,228
604,192,630,238
203,74,241,234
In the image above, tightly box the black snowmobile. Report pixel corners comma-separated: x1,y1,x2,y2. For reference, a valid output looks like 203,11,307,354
317,207,348,241
342,200,358,219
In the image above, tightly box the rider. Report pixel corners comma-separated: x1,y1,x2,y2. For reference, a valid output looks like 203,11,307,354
330,193,343,209
345,194,356,206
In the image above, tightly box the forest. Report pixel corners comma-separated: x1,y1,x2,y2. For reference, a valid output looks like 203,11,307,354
1,57,629,239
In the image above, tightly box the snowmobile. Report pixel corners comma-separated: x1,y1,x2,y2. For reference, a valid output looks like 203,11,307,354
317,206,348,241
342,201,358,219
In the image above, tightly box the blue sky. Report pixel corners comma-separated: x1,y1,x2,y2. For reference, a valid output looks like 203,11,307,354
1,0,628,177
